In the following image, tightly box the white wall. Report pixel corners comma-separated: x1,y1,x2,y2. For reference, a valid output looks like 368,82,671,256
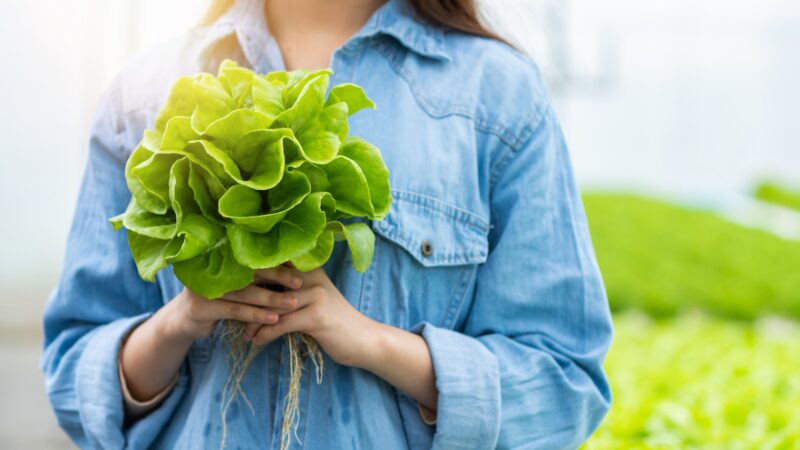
550,0,800,196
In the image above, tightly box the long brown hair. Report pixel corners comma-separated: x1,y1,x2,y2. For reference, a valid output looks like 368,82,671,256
200,0,504,43
405,0,504,43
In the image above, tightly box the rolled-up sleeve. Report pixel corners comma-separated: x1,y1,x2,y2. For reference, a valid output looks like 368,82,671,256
39,80,188,449
417,105,613,449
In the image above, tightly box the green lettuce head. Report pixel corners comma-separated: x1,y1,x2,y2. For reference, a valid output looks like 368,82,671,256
111,60,392,298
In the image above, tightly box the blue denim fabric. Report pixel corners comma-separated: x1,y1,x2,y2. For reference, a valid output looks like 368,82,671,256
41,0,612,448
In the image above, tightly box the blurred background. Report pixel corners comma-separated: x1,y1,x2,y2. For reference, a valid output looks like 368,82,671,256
1,0,798,448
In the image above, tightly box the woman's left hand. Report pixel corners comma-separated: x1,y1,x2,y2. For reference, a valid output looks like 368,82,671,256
244,265,439,410
243,266,379,368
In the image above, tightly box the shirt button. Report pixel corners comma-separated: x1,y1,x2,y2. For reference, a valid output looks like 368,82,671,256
421,241,434,257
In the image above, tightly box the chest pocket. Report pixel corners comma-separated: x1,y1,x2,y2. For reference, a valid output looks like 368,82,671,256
364,190,489,330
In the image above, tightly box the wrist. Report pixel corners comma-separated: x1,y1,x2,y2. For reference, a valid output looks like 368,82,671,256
354,319,392,372
153,294,197,347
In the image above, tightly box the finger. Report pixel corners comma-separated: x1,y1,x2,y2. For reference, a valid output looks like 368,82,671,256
243,322,263,341
205,299,279,325
252,308,314,347
221,284,298,310
291,285,326,309
255,266,302,290
294,267,331,287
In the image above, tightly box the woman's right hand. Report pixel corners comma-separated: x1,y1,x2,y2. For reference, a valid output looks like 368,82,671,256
162,265,305,342
121,265,303,402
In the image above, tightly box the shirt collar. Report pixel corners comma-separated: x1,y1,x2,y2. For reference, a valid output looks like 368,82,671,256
197,0,451,70
197,0,282,72
352,0,451,61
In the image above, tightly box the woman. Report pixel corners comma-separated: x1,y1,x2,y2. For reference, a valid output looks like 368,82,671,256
41,0,612,448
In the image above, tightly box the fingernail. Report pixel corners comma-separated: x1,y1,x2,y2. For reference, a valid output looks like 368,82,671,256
291,277,302,289
267,313,278,323
282,295,296,307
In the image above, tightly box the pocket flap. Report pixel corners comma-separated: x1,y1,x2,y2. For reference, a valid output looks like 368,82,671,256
371,190,489,267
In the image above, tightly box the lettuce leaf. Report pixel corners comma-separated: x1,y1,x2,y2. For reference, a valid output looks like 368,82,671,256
111,60,391,298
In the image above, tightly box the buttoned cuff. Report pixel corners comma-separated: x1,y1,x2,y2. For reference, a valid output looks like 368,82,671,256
410,322,502,450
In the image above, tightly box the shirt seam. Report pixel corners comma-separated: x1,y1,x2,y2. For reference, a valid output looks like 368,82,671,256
489,104,552,186
372,39,545,152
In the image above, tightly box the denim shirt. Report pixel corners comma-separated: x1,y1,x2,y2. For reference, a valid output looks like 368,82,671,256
40,0,612,448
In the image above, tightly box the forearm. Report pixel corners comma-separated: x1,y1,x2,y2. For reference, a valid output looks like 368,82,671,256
120,300,193,401
358,321,439,410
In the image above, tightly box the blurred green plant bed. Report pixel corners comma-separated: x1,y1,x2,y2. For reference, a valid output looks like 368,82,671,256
584,311,800,449
583,193,800,320
583,192,800,448
755,181,800,212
